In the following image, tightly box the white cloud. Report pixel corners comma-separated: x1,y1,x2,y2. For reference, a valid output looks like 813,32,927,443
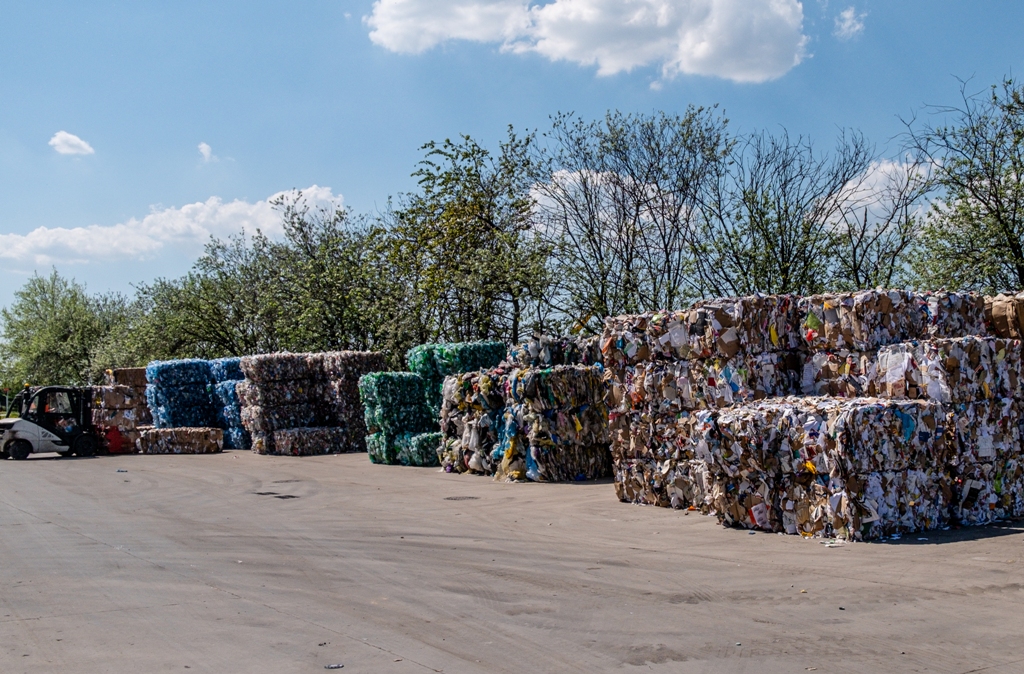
48,131,95,156
0,186,342,267
198,142,216,162
833,6,864,40
366,0,808,83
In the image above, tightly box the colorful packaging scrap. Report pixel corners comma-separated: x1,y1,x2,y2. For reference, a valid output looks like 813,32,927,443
612,395,1024,539
138,427,223,454
600,296,802,369
506,334,602,367
439,367,510,474
145,359,216,429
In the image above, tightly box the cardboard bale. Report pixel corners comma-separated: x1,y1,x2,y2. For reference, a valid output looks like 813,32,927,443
138,427,223,454
798,290,988,352
600,296,801,369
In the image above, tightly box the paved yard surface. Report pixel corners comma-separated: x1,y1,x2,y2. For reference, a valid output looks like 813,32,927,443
1,451,1022,674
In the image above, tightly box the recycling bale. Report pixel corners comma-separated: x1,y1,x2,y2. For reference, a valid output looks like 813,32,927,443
108,367,153,425
138,427,223,454
358,371,439,466
495,365,612,482
439,367,510,474
239,350,385,455
145,359,216,429
91,385,142,453
407,341,506,415
506,334,602,368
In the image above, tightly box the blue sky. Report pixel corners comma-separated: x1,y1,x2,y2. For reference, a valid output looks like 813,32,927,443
1,0,1022,305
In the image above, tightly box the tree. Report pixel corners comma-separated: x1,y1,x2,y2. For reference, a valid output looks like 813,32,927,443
828,156,930,290
389,128,551,344
907,78,1024,292
533,108,729,329
694,129,874,296
0,270,127,385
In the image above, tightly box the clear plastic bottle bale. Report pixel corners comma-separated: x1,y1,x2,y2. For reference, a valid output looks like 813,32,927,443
271,427,349,456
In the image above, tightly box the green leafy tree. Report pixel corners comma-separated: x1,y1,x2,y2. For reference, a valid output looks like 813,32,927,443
907,78,1024,292
389,127,551,344
0,270,127,385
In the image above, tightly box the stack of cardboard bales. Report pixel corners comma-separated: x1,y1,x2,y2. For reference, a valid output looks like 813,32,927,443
142,359,222,454
107,368,153,426
91,385,142,453
359,372,440,466
608,290,1024,539
239,351,384,456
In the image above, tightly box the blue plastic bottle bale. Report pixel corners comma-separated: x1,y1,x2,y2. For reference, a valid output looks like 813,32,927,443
210,357,244,383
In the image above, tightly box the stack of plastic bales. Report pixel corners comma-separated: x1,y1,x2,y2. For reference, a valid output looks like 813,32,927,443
209,357,250,450
239,351,385,456
146,359,216,428
607,289,1024,539
139,428,224,454
91,385,142,453
407,342,506,415
107,368,153,425
359,372,440,466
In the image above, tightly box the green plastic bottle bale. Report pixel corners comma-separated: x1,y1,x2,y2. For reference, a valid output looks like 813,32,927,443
406,432,442,467
366,432,399,464
358,372,437,435
432,341,506,377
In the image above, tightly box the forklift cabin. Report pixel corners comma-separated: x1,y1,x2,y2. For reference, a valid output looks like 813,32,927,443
1,386,99,459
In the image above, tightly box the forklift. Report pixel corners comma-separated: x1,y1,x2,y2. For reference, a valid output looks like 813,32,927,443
0,386,101,460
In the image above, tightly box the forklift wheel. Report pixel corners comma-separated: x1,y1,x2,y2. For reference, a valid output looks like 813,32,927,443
8,440,31,461
72,435,97,458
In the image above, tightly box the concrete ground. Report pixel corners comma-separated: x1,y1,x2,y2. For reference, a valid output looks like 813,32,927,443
0,451,1022,674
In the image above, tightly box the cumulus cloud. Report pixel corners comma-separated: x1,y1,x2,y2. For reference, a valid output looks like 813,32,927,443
366,0,808,83
833,6,865,40
198,142,216,162
0,186,342,267
49,131,95,155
